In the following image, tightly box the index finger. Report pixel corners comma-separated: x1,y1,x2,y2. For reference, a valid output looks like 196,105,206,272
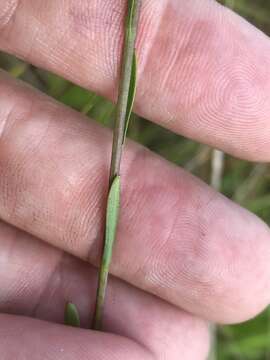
1,0,270,161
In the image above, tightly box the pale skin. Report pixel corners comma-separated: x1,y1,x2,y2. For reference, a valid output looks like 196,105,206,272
0,0,270,359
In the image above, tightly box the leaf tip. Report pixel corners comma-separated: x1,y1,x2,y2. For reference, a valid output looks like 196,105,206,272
64,302,81,328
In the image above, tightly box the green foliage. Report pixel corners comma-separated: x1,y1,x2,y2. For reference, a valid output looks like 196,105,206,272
124,52,137,142
92,0,141,330
104,175,121,270
92,175,121,330
64,302,81,328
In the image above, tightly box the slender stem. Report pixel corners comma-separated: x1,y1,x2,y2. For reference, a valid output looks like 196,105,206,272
109,0,141,183
211,150,225,191
92,0,141,330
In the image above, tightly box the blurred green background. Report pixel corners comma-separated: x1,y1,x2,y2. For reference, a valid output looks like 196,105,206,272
0,1,269,359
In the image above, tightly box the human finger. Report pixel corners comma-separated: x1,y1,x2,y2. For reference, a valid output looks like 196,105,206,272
0,220,209,360
0,72,269,323
1,0,270,160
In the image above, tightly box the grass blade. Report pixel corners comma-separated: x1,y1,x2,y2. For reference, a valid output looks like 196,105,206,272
109,0,141,180
92,0,141,331
123,52,137,143
64,302,81,327
92,176,121,330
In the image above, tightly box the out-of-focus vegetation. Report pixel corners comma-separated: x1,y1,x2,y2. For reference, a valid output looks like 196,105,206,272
0,1,269,359
215,2,270,359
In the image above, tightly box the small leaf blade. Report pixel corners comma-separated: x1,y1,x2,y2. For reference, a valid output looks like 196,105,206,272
104,175,121,265
64,302,81,328
127,0,136,31
123,52,137,143
92,176,121,331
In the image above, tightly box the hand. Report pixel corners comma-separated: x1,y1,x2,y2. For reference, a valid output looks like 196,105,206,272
0,1,270,359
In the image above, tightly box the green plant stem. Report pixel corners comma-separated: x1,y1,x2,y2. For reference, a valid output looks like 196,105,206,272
109,0,141,182
92,0,141,331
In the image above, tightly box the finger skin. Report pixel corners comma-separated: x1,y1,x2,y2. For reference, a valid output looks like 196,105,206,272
0,221,210,360
0,72,269,323
0,314,153,360
1,0,270,160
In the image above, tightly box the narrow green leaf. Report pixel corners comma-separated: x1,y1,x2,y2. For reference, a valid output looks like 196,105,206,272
127,0,136,32
92,176,121,330
92,0,141,330
64,302,81,327
104,176,121,265
123,52,137,143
